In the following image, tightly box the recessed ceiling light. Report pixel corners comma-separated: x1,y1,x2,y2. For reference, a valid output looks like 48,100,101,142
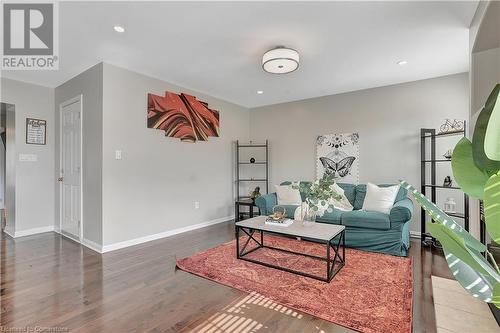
114,25,125,33
397,60,408,65
257,90,264,94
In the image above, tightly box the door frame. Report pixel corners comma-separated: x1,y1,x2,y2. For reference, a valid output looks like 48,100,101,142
59,95,83,242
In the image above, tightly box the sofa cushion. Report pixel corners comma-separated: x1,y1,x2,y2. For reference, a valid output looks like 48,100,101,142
354,184,408,210
278,205,300,219
316,209,344,225
341,210,391,230
336,183,356,206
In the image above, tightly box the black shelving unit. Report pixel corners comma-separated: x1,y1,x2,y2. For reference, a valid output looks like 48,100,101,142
235,141,269,221
235,140,269,199
420,124,469,247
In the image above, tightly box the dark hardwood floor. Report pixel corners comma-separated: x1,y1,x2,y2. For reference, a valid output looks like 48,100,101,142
0,222,452,332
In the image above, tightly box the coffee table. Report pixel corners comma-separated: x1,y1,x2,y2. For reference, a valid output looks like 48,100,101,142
235,216,345,282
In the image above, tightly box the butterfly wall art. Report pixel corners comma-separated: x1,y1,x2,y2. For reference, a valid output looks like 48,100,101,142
316,133,360,183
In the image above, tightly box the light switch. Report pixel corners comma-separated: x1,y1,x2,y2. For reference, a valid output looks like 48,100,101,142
115,150,122,160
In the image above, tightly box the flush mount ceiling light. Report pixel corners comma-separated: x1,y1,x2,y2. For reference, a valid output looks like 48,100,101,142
262,47,299,74
397,60,408,65
257,90,264,94
113,25,125,33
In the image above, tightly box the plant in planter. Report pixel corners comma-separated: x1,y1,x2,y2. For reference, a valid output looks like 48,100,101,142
293,173,342,222
401,84,500,308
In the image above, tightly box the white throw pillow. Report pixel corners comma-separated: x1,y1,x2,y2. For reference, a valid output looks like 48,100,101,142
362,183,400,214
329,183,353,211
275,183,302,205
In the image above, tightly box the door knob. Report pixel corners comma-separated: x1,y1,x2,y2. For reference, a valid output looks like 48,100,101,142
57,177,64,182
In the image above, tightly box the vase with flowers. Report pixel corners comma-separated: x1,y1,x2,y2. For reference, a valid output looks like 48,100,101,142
293,173,342,226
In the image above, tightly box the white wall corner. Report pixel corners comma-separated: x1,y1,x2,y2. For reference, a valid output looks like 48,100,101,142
81,238,103,253
102,216,234,253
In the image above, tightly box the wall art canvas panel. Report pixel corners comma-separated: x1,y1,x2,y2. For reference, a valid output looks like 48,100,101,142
316,133,359,183
147,91,220,143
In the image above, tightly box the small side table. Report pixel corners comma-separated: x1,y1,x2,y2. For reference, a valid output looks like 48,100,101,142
235,199,260,222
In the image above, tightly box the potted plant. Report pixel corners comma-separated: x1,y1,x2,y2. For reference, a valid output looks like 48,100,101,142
402,84,500,308
293,173,342,224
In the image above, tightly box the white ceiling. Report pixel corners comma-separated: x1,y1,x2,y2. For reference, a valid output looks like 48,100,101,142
1,1,479,108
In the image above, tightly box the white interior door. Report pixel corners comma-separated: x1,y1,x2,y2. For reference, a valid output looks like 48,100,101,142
60,97,82,240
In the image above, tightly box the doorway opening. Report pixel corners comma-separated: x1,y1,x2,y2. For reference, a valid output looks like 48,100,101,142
0,102,15,235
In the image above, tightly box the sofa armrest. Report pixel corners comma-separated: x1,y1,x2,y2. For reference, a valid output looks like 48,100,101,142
255,193,277,215
390,198,413,226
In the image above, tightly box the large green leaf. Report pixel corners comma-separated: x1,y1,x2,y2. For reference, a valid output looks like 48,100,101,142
428,222,488,274
485,85,500,162
452,137,489,199
472,84,500,174
484,172,500,244
400,180,486,252
493,283,500,308
444,250,497,305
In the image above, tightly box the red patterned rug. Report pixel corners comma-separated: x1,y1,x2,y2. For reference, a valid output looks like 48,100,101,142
176,236,412,333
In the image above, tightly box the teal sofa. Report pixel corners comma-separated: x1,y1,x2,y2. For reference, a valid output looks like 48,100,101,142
255,182,413,256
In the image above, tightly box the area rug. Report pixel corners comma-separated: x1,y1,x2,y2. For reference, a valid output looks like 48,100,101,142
176,236,412,333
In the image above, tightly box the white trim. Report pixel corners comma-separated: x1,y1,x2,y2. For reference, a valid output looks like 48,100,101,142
11,225,55,238
101,216,234,253
410,231,421,239
3,228,15,238
59,95,84,243
81,238,103,253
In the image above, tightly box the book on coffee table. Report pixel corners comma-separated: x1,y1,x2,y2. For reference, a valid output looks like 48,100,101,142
265,218,293,227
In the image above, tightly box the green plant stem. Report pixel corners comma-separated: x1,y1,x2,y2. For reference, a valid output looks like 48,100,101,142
486,250,500,275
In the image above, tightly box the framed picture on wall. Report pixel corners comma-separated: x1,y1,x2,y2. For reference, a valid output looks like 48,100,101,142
26,118,47,145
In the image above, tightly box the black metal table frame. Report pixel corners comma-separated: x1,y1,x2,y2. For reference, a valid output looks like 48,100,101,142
235,226,345,282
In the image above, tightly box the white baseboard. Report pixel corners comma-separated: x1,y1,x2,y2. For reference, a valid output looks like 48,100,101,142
101,215,234,253
82,238,103,253
410,231,421,239
12,225,55,238
3,228,15,238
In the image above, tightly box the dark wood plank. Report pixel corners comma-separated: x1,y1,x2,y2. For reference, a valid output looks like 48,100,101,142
1,223,452,332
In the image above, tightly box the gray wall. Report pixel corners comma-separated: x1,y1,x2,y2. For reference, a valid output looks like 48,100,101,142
249,73,469,233
1,78,55,234
54,63,103,244
101,63,249,246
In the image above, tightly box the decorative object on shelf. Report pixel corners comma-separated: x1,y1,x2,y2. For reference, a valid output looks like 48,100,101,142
249,186,261,202
293,173,342,226
235,140,269,201
406,83,500,310
262,46,299,74
443,149,452,160
316,133,359,183
443,176,453,187
443,197,457,213
250,157,255,164
438,118,465,134
26,118,46,145
147,91,219,143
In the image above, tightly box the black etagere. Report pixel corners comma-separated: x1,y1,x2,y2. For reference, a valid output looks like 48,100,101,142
420,124,469,247
235,140,269,200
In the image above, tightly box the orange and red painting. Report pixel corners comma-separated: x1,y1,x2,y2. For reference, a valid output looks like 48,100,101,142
147,91,220,142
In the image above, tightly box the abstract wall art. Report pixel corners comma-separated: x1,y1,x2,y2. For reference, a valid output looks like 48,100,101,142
147,91,220,142
316,133,360,183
